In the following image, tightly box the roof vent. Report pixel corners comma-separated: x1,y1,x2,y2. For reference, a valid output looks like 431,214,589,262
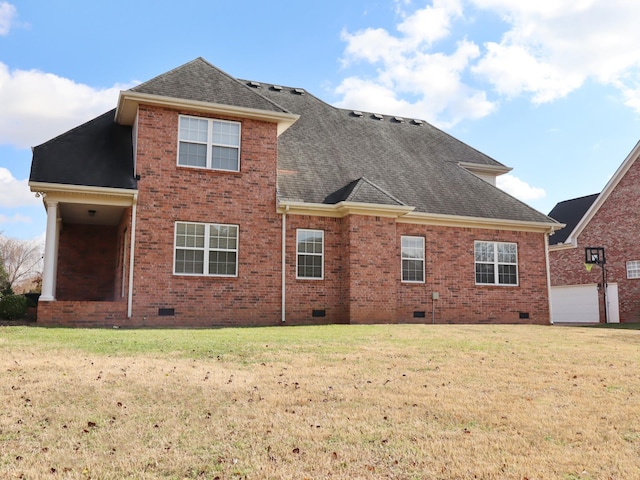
372,113,384,120
247,81,261,88
293,88,305,95
351,111,364,117
393,116,404,123
271,85,283,91
412,119,424,125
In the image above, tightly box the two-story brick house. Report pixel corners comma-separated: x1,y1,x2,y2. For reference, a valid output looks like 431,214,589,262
29,58,561,327
548,140,640,323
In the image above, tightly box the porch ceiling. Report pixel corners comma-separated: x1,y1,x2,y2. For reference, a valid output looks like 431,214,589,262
59,203,125,226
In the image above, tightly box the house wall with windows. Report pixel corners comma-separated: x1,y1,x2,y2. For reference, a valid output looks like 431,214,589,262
549,151,640,323
128,104,283,326
31,59,560,327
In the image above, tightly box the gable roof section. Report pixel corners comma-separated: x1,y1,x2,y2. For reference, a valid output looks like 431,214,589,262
547,194,598,245
131,58,288,114
324,178,406,206
116,58,298,134
250,81,556,226
30,109,136,190
552,139,640,246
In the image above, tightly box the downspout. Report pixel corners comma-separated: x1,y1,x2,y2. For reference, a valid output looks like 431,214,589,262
281,205,289,323
545,232,554,325
127,194,138,319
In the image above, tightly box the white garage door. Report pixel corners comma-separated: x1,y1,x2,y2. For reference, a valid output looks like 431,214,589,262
550,284,599,324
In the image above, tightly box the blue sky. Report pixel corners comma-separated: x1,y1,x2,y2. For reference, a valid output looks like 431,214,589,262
2,0,640,240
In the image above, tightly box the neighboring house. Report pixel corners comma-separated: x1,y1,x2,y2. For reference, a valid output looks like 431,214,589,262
29,58,561,327
548,140,640,323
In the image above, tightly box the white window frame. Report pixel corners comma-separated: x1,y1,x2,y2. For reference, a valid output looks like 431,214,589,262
627,260,640,279
173,221,238,277
296,229,324,280
177,114,241,172
474,241,518,286
401,236,425,283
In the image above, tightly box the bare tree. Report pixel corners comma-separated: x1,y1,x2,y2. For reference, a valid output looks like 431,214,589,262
0,234,44,293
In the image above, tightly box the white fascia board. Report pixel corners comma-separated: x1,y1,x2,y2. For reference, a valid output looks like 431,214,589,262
458,162,512,176
277,200,415,218
115,91,299,136
277,199,563,233
29,181,137,207
399,211,564,234
548,243,577,252
564,138,640,245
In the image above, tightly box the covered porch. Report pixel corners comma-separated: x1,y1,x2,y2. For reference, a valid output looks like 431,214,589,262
32,185,137,326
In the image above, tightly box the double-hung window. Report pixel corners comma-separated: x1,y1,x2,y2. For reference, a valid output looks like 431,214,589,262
475,241,518,286
297,229,324,279
174,222,238,276
178,115,241,171
401,236,425,282
627,260,640,279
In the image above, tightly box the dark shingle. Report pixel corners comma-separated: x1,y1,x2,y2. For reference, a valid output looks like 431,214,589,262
548,194,599,244
131,58,289,114
254,83,555,224
30,109,135,190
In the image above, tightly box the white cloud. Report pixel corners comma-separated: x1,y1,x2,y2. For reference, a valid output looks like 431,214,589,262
336,1,495,126
0,2,16,35
470,0,640,108
337,0,640,120
0,63,131,148
0,167,40,207
496,174,546,201
0,213,32,225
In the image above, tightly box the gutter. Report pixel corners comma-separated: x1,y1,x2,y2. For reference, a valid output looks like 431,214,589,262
127,194,138,319
281,205,289,323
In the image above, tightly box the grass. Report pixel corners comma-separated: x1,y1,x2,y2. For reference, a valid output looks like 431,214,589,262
1,324,640,479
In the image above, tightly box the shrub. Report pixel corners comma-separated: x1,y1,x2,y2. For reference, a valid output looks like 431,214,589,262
0,294,28,320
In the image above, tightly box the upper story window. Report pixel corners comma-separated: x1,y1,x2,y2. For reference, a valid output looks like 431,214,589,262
627,260,640,279
178,115,241,171
174,221,238,277
401,236,425,283
297,229,324,279
475,241,518,286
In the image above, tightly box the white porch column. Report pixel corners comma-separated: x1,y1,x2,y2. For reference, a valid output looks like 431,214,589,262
40,201,59,301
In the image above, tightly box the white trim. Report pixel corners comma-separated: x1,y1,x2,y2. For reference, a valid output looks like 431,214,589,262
296,229,324,280
127,196,138,318
29,181,137,200
173,221,239,277
40,201,59,301
401,235,425,283
116,90,299,136
562,139,640,245
277,200,561,233
545,233,553,324
281,206,288,323
177,114,241,172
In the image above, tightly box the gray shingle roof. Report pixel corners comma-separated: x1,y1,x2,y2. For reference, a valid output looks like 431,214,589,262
30,109,136,190
29,58,559,227
132,57,289,114
548,193,599,244
246,81,555,224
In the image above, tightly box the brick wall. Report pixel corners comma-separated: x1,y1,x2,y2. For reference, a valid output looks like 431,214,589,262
129,105,282,327
550,157,640,322
37,300,127,327
57,224,119,301
284,215,348,325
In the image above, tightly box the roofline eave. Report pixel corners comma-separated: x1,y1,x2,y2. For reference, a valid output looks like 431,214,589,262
115,91,300,136
277,199,564,233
